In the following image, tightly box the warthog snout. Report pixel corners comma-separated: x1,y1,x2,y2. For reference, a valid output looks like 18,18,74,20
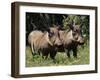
78,36,85,45
54,37,62,47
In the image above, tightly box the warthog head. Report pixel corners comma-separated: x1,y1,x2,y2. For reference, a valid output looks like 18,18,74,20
68,22,85,45
48,25,62,47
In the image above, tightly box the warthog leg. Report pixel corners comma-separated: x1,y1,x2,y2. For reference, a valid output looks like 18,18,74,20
42,52,49,59
50,51,57,62
64,49,71,58
73,47,77,58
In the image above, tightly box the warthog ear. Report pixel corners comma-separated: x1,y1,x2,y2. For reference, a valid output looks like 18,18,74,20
68,20,76,30
53,24,61,30
68,23,74,30
53,24,57,27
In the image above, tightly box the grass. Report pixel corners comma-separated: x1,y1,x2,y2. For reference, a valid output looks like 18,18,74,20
26,44,89,67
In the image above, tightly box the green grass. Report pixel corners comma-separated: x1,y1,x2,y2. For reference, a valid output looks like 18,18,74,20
26,44,89,67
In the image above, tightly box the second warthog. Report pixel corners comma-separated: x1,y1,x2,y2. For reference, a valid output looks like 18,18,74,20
50,23,85,59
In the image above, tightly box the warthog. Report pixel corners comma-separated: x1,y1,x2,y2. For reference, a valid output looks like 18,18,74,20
28,26,62,60
50,23,85,59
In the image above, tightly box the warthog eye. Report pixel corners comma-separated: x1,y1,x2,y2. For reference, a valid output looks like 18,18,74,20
72,32,76,36
72,32,78,40
49,32,54,37
74,29,78,32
